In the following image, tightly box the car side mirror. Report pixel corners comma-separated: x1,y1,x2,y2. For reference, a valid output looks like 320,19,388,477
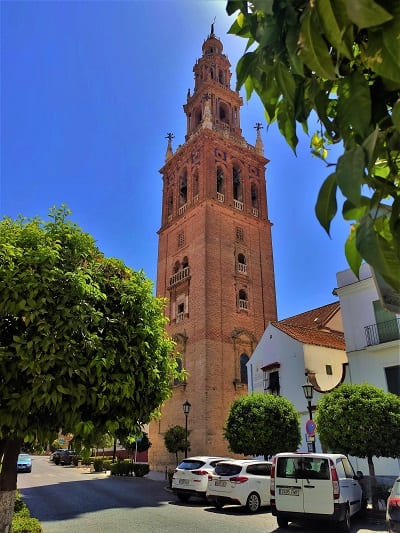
355,471,364,479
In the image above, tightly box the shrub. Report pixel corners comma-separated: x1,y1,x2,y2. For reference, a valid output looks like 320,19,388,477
110,460,132,476
102,460,112,471
132,463,149,477
93,459,103,472
12,515,42,533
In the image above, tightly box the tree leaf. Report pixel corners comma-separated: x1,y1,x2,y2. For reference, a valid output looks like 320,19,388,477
316,0,353,59
345,225,363,277
337,72,371,139
226,0,247,16
315,173,338,235
236,52,257,90
299,8,336,80
336,147,365,205
276,62,296,108
277,100,298,153
392,99,400,133
343,0,393,29
357,215,400,292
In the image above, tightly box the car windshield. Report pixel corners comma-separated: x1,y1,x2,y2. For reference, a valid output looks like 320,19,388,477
214,463,242,476
177,460,205,470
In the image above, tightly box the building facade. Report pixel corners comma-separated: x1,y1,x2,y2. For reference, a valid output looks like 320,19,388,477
149,28,277,469
247,302,347,453
336,263,400,476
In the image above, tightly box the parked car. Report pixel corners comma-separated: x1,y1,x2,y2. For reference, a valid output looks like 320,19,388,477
59,450,78,465
17,454,32,473
172,456,231,502
387,477,400,533
207,459,273,513
271,452,364,532
50,449,65,463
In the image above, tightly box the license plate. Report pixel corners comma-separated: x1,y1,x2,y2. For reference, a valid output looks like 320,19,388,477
279,487,300,496
179,479,189,485
215,480,226,487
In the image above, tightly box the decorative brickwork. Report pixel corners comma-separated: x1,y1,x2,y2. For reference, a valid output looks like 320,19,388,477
149,28,277,470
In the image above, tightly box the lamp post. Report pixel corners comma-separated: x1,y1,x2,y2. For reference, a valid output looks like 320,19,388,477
183,400,191,458
302,381,316,452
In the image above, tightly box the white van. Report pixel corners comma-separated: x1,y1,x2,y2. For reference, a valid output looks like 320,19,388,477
271,453,365,532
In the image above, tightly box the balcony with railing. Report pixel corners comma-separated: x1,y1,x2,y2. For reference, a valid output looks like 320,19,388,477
169,266,190,287
365,318,400,346
237,263,247,274
178,204,187,216
234,199,243,211
239,299,248,310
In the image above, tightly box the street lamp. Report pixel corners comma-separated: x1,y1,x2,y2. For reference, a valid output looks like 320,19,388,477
302,380,316,452
183,400,191,458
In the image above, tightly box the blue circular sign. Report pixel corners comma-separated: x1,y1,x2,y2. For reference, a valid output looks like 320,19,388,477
305,420,316,437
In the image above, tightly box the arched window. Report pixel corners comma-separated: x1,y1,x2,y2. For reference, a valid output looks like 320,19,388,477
238,289,248,310
219,102,229,123
240,353,249,384
173,261,180,274
238,254,246,265
233,166,242,201
216,167,224,195
237,254,247,274
210,69,214,79
251,183,258,208
182,256,189,269
195,108,202,126
180,171,187,206
193,170,199,197
167,194,173,216
219,70,224,84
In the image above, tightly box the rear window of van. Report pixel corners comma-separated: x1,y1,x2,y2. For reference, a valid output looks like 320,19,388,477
177,460,205,470
215,463,242,476
277,457,330,480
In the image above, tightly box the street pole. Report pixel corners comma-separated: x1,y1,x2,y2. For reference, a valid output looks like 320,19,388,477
307,400,316,452
184,413,188,458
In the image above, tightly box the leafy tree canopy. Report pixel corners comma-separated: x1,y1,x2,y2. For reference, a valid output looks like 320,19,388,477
0,206,179,454
224,393,301,457
316,383,400,459
227,0,400,293
164,425,190,464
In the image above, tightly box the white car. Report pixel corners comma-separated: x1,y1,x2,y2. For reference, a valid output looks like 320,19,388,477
207,459,273,513
172,456,231,502
271,452,365,532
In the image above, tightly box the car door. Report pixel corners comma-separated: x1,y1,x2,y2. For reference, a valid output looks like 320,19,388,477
275,456,304,513
339,457,362,516
302,457,334,515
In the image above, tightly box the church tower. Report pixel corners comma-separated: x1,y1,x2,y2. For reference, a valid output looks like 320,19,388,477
149,27,277,468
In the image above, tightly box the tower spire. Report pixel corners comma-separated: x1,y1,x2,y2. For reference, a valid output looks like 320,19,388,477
165,132,174,162
254,123,264,155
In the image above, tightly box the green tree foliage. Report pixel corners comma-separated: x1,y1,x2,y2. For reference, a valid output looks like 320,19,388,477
316,383,400,507
227,0,400,293
224,393,301,457
0,206,179,530
163,425,190,464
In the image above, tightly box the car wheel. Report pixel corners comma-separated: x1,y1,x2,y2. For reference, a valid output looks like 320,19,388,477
214,498,224,509
246,492,261,513
339,505,351,533
277,516,288,528
177,492,190,502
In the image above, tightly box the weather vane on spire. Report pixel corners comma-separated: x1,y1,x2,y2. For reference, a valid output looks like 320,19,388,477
211,16,216,36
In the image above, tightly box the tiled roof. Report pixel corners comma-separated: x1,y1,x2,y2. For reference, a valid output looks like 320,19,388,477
271,302,345,350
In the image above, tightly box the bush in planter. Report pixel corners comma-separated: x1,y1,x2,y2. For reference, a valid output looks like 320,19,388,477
93,459,104,472
132,463,149,477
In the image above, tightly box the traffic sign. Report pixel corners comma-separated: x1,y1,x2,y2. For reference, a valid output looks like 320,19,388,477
305,419,316,437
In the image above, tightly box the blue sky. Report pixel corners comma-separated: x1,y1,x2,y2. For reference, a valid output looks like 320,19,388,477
1,0,350,320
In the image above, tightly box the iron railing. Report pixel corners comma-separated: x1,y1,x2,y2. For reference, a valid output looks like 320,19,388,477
365,318,400,346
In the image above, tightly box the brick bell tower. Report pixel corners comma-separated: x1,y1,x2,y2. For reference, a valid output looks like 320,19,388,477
149,26,277,469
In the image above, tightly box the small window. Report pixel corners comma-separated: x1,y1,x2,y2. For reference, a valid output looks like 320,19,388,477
326,364,333,375
173,261,180,273
178,232,185,248
264,370,280,396
233,166,242,201
216,167,224,194
178,303,184,314
385,365,400,395
180,172,187,206
236,226,244,241
251,183,258,208
238,254,246,265
240,353,249,384
182,256,189,269
238,290,248,310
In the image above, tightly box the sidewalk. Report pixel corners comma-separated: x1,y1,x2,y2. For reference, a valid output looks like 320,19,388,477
145,470,167,482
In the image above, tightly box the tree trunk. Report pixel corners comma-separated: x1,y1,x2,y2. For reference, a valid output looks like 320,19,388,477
0,438,22,533
367,454,378,511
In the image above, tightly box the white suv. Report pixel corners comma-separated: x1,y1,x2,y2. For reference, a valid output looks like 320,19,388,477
207,459,272,513
271,452,365,532
172,456,231,502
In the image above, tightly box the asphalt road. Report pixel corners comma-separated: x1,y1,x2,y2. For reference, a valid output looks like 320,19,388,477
17,456,387,533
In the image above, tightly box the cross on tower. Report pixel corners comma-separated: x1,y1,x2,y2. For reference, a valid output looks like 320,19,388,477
254,123,263,132
165,133,175,141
